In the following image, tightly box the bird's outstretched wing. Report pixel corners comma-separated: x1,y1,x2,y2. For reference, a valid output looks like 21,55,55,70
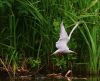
68,22,79,40
56,21,69,49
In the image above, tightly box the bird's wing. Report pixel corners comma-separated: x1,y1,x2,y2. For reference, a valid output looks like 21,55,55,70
56,21,69,49
68,22,79,40
59,21,68,40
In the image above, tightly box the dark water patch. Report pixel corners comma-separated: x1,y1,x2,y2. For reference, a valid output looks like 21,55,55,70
0,72,100,81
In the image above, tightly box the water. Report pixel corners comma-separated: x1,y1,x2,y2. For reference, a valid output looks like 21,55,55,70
0,76,100,81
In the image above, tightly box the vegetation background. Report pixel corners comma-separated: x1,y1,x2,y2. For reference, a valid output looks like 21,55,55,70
0,0,100,76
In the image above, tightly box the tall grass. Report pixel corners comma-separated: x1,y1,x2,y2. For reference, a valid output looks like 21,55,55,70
78,0,100,74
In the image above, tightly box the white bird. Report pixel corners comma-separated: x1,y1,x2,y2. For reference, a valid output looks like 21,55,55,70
53,21,79,54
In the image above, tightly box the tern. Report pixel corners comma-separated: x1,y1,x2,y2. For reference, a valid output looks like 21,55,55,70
53,21,79,55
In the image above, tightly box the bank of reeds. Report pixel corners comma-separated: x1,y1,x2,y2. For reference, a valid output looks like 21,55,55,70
0,0,100,76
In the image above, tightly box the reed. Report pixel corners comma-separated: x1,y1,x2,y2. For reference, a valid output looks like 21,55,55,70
78,0,100,74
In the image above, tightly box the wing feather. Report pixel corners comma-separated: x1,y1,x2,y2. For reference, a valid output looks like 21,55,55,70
56,21,69,49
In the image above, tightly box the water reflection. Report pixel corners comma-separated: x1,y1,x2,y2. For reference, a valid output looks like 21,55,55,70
0,76,100,81
88,76,100,81
33,76,100,81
